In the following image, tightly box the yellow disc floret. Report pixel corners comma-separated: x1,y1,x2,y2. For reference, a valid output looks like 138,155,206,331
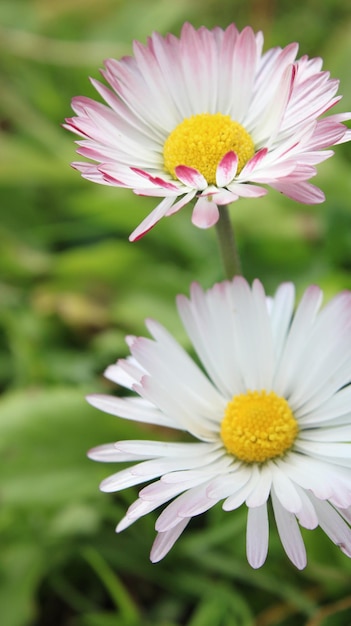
220,390,298,463
163,113,255,184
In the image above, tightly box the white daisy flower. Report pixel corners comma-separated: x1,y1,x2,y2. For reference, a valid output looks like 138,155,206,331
64,23,351,241
88,277,351,569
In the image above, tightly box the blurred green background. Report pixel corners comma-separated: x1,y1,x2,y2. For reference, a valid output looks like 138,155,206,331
1,1,351,625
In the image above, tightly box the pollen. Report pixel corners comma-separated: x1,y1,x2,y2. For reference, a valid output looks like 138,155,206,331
163,113,255,184
220,390,298,463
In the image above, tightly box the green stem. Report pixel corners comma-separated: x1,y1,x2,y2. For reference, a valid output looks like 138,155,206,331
82,547,140,624
215,205,242,279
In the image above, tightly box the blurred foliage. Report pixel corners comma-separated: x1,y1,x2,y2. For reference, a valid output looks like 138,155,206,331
0,0,351,624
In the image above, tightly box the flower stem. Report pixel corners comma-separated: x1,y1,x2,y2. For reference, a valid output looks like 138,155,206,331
215,205,242,278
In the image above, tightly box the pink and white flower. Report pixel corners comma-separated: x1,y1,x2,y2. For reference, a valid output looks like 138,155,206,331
88,277,351,568
65,23,351,241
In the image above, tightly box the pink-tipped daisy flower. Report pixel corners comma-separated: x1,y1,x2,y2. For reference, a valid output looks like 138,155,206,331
64,23,351,241
88,277,351,568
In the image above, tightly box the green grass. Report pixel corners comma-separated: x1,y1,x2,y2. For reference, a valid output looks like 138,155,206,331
1,0,351,624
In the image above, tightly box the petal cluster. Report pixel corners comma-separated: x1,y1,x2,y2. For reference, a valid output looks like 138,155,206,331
88,277,351,568
65,23,351,241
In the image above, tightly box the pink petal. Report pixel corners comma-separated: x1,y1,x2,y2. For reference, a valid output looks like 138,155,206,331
165,190,197,215
240,148,268,176
230,26,259,120
129,196,176,241
228,183,267,198
336,128,351,145
134,187,181,198
272,180,325,204
216,151,238,187
191,197,219,228
98,163,161,188
309,119,348,150
257,64,296,146
71,162,114,185
244,162,297,184
131,167,179,190
175,165,208,190
177,24,218,113
212,189,239,205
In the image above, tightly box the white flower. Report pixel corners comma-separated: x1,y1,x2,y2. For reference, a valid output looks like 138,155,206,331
65,23,351,241
88,277,351,569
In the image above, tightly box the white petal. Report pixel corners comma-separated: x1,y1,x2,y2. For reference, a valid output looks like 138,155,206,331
103,356,146,388
86,394,178,429
100,453,220,493
117,498,162,532
294,487,318,529
150,518,190,562
299,425,351,443
140,473,210,501
133,374,219,441
309,495,351,557
276,455,351,508
295,440,351,460
245,464,272,507
250,279,276,388
271,466,302,514
269,282,295,363
297,385,351,426
206,465,252,499
271,488,307,569
246,503,269,568
155,478,221,531
144,318,225,414
87,443,130,463
276,454,336,500
160,454,232,484
223,467,259,511
338,506,351,525
177,280,245,397
224,277,274,390
115,440,217,459
286,291,351,411
116,472,209,531
273,285,323,397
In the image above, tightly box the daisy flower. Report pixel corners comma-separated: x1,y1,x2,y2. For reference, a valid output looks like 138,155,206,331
88,277,351,569
65,23,351,241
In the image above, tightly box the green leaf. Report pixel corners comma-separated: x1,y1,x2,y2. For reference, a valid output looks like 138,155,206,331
0,543,43,626
0,387,147,508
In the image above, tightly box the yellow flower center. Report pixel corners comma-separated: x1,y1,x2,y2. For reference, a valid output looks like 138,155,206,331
163,113,255,184
220,390,298,463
